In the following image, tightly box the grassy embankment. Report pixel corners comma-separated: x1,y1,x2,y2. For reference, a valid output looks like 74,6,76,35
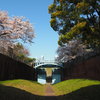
0,79,100,100
53,79,100,100
0,79,47,100
45,68,52,77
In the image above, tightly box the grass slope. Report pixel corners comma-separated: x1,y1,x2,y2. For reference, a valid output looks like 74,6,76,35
53,79,100,100
45,68,52,77
0,79,45,96
0,79,100,100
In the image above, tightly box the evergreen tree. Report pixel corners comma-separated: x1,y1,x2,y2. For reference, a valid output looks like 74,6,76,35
49,0,100,48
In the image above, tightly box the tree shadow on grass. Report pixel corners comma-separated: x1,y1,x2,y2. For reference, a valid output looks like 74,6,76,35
0,84,58,100
0,84,100,100
58,85,100,100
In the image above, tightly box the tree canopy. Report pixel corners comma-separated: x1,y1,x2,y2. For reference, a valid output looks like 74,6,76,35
0,10,35,49
0,10,35,65
55,40,87,63
49,0,100,48
11,43,35,66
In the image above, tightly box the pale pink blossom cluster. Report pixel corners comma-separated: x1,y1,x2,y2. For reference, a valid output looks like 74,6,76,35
55,40,87,63
0,10,35,50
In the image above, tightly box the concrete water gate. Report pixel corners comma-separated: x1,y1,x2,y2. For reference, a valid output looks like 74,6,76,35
34,62,63,84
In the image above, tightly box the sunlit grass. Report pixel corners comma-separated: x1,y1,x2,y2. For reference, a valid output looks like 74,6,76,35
53,79,100,95
0,79,100,100
0,79,45,96
45,68,52,77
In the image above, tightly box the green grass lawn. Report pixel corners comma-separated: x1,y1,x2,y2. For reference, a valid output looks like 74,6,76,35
45,68,52,77
0,79,100,100
0,79,45,96
52,79,100,100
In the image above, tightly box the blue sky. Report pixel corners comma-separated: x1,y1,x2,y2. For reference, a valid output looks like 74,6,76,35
0,0,59,60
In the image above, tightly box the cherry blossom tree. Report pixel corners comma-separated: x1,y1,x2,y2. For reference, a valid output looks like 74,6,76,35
55,40,87,63
0,10,35,52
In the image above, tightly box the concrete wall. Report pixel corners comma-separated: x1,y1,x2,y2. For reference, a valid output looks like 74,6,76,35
0,53,36,81
63,55,100,81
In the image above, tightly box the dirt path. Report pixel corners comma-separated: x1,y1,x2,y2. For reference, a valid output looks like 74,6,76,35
45,83,56,96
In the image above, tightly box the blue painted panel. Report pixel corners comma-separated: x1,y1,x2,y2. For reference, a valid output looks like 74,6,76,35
52,74,61,84
37,74,46,84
